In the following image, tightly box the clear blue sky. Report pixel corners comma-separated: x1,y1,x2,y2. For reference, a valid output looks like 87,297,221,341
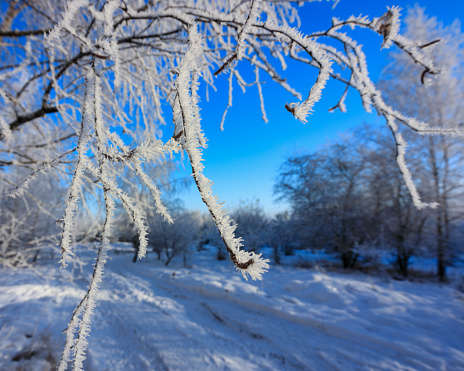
173,0,464,215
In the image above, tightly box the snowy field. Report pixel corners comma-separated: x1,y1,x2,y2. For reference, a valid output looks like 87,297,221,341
0,244,463,371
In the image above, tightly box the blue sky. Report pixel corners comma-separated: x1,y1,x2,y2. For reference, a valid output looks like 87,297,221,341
173,0,464,215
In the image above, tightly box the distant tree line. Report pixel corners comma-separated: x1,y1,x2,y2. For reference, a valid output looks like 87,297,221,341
275,125,464,279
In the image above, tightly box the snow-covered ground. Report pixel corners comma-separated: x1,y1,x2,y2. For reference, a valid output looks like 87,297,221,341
1,244,463,371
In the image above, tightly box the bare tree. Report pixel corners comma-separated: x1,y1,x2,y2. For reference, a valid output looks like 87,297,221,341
268,211,298,264
149,208,202,266
275,133,372,268
363,126,429,277
231,199,269,252
0,1,460,368
274,125,435,274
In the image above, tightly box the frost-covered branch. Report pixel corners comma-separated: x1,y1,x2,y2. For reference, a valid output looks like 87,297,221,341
59,70,93,268
7,146,76,198
174,23,269,280
214,0,262,75
58,186,115,371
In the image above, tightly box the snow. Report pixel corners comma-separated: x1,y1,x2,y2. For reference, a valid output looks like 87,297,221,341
1,244,463,370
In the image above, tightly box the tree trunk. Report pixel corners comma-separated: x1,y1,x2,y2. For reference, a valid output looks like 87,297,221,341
436,212,446,282
428,136,448,282
396,252,409,277
342,250,358,269
165,254,174,266
273,245,281,265
132,235,140,263
31,249,40,264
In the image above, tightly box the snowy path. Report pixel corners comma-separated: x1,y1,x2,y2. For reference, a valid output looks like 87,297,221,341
1,246,463,370
85,251,464,371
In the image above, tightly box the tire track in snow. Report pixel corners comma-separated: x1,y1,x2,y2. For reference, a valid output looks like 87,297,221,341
150,272,459,371
87,257,463,371
101,266,313,370
90,300,170,371
151,277,349,371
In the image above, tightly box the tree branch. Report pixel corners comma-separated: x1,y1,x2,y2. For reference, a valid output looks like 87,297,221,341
0,29,51,37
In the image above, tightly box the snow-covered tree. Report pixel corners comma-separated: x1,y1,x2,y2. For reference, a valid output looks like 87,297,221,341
1,0,461,368
268,211,299,264
231,199,269,252
0,169,66,268
149,206,202,266
380,7,464,281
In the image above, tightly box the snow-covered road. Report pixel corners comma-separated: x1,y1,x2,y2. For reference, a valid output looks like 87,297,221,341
1,245,463,370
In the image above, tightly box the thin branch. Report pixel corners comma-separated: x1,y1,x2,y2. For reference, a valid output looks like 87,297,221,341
0,29,51,37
